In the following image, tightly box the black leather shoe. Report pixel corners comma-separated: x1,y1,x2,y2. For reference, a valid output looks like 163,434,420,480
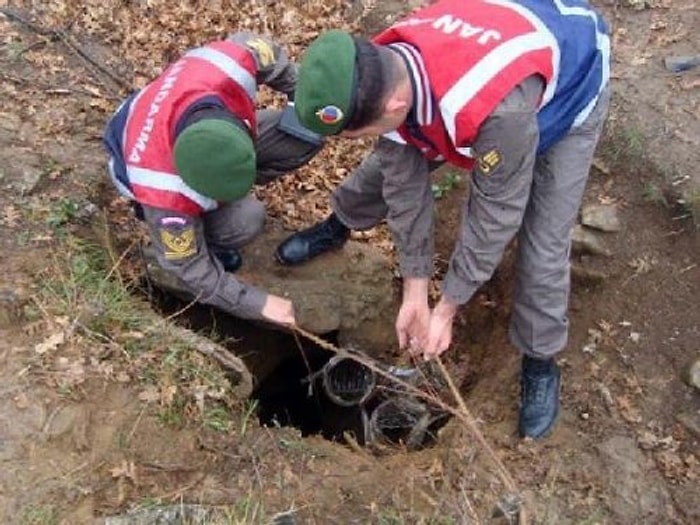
213,248,242,273
276,213,350,265
518,355,560,439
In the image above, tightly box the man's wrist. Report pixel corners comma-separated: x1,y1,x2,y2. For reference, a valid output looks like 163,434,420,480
403,277,429,303
434,297,458,318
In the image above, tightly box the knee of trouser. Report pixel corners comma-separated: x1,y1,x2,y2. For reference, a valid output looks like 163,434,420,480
237,198,266,243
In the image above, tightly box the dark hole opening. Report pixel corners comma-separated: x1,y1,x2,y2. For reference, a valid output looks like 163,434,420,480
253,349,370,443
145,286,370,444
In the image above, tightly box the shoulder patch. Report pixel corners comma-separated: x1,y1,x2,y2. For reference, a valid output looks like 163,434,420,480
245,38,275,68
477,149,502,176
159,217,197,260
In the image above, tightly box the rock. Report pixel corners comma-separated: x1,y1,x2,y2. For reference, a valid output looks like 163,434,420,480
232,224,399,358
571,263,608,286
142,223,399,359
581,204,622,232
0,150,45,193
102,505,224,524
597,436,673,522
571,224,612,256
681,358,700,391
664,55,700,73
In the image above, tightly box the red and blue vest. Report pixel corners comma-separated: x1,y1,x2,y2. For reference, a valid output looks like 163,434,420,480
374,0,610,167
104,40,259,215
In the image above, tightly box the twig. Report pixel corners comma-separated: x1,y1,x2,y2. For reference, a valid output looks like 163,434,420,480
0,71,114,99
679,263,697,274
434,357,527,524
127,403,148,444
0,7,129,94
290,324,529,523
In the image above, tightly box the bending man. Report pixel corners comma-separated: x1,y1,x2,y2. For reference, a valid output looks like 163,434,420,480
104,32,323,327
278,0,611,438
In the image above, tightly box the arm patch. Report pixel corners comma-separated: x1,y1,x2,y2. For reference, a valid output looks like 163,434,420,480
159,217,197,260
476,149,503,176
245,38,275,68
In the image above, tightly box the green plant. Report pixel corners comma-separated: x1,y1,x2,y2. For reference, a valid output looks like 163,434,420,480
203,405,232,432
432,171,461,199
225,496,265,525
240,399,259,438
157,402,185,427
36,238,145,334
641,182,668,208
376,512,406,525
47,197,80,228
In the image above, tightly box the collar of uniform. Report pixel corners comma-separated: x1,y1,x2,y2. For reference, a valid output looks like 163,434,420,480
388,43,434,127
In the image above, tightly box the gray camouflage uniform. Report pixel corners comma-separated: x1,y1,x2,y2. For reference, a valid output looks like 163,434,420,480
138,33,322,321
330,75,610,359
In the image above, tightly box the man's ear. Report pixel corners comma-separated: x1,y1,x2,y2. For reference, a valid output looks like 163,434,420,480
384,95,409,117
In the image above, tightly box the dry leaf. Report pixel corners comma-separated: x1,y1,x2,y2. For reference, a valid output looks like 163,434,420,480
35,331,66,355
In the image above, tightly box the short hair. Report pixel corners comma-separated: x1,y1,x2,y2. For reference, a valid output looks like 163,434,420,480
345,38,399,131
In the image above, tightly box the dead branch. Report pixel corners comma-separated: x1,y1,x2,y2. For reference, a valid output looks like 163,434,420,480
0,7,130,94
291,324,529,524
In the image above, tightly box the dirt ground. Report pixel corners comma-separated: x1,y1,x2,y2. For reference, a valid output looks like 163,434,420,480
1,1,699,524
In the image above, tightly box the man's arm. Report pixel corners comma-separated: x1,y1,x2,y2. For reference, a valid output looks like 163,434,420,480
441,76,542,305
377,137,435,279
141,205,274,322
375,137,435,350
226,32,297,96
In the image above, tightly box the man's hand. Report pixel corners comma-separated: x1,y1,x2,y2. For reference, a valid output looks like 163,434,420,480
261,294,296,326
396,277,430,355
423,298,458,360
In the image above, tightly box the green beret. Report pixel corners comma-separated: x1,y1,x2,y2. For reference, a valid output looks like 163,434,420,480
173,119,255,202
295,30,357,136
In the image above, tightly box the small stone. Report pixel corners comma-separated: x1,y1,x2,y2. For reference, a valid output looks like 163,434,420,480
581,204,622,232
571,263,608,286
572,224,612,256
664,55,700,73
682,358,700,391
581,412,590,420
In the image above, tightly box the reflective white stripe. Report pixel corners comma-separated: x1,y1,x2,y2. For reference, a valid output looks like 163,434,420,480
122,88,146,154
521,0,610,126
382,130,407,144
440,31,558,144
545,0,610,127
485,0,560,108
108,157,135,200
552,0,599,18
390,43,434,125
573,32,610,126
127,166,218,211
455,146,473,159
184,47,256,98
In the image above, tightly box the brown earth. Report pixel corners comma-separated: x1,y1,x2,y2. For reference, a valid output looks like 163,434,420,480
1,1,699,524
